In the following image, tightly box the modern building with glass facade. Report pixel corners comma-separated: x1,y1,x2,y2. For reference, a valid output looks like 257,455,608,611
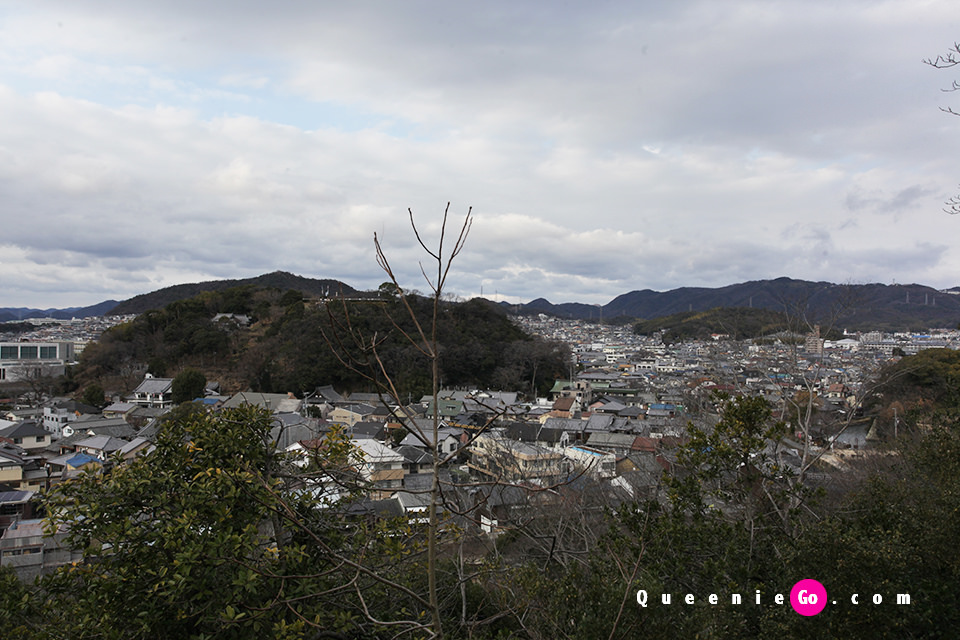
0,342,76,382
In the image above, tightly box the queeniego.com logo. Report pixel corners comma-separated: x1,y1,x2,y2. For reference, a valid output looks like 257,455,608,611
636,579,912,616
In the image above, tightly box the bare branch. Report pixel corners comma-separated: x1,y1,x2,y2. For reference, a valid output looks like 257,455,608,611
923,42,960,69
945,192,960,215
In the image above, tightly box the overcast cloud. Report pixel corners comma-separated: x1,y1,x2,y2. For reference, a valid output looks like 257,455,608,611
1,1,959,308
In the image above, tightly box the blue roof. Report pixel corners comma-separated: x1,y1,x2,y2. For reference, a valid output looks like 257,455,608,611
66,453,100,467
570,446,602,456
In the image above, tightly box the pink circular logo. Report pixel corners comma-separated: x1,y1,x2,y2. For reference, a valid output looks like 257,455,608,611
791,579,827,616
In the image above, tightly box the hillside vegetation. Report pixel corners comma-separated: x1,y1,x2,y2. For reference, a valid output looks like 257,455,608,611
632,307,791,342
76,285,568,400
108,270,359,316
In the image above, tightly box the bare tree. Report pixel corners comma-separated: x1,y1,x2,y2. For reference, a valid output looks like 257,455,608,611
924,42,960,214
308,203,472,638
311,203,605,638
377,205,472,637
924,42,960,115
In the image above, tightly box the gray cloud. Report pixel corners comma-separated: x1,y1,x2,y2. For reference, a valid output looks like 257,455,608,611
0,1,958,308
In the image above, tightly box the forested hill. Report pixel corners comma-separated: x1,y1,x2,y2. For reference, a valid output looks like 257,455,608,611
77,285,569,400
108,271,360,316
632,307,796,342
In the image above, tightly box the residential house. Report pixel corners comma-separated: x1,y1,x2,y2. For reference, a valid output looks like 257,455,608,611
129,375,174,408
399,422,462,458
42,398,101,436
547,396,578,420
563,445,617,478
423,397,465,420
0,490,35,534
0,519,82,581
62,452,102,480
0,444,26,487
825,383,857,407
329,403,376,427
468,432,571,483
395,445,433,477
502,420,575,450
2,408,39,423
549,380,593,406
222,391,301,413
582,432,638,456
102,401,138,420
423,390,525,420
350,421,388,442
351,439,405,499
0,444,45,491
463,483,542,536
394,490,432,524
62,416,137,440
581,413,636,433
618,405,646,420
647,403,680,419
339,497,406,522
0,420,49,453
339,393,398,421
73,435,127,460
269,414,329,451
125,406,168,431
589,397,628,416
118,437,154,462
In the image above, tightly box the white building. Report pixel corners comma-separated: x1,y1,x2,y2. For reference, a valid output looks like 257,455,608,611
351,439,405,497
0,342,75,382
563,445,617,478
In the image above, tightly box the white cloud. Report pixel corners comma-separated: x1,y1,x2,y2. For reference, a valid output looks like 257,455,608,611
0,1,958,309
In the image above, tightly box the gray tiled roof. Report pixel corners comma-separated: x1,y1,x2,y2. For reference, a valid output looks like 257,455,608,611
133,377,173,394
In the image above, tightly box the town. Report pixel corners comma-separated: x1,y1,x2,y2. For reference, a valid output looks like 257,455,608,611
0,307,950,582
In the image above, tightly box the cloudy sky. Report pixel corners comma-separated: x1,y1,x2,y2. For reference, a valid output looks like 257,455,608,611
2,1,960,309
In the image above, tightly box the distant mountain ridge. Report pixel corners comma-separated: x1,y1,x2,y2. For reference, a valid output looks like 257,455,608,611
4,275,959,331
511,277,960,331
0,300,120,323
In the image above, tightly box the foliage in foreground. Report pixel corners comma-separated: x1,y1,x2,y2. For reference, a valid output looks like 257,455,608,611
5,387,960,638
28,405,433,639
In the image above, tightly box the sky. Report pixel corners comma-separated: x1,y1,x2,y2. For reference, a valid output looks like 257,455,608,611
2,1,960,309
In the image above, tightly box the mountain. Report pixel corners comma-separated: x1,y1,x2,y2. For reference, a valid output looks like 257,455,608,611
1,272,358,321
508,277,960,331
7,275,960,332
520,298,603,320
0,300,120,323
72,283,568,400
108,271,360,315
